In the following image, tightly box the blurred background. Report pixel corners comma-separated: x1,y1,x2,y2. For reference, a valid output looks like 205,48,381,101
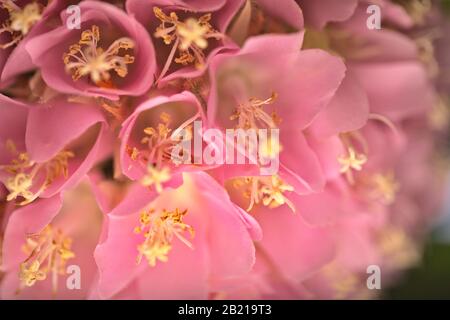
384,174,450,298
383,0,450,299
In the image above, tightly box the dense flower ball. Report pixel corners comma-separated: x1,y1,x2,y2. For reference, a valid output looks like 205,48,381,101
0,0,448,299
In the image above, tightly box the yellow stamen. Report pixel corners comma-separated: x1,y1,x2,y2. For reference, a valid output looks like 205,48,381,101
63,25,135,87
1,140,74,205
236,175,295,213
128,112,196,171
230,92,283,168
153,7,223,81
230,92,279,130
134,208,194,267
19,225,75,295
338,147,367,184
0,1,42,49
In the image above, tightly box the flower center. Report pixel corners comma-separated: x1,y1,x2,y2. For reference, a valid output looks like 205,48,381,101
338,132,369,185
127,112,197,184
0,1,42,49
63,25,135,88
230,92,280,130
370,172,400,205
234,175,295,212
378,227,419,269
1,140,74,205
338,146,367,184
134,208,194,267
19,225,75,295
141,166,171,194
153,7,223,82
230,92,283,167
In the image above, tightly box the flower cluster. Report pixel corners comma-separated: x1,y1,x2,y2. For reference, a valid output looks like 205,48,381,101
0,0,448,299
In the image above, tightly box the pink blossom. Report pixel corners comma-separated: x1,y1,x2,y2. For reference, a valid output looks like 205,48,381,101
126,0,243,85
207,32,346,195
0,95,108,206
94,172,261,299
1,180,102,299
119,91,209,187
25,1,156,100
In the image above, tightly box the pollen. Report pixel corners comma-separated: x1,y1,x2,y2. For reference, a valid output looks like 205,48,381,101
0,140,74,205
237,175,295,213
63,25,135,87
153,7,223,82
0,1,42,49
134,208,194,267
19,225,75,294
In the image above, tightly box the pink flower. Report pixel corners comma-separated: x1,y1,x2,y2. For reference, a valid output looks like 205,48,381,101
25,1,156,100
0,0,445,301
119,91,209,189
93,172,261,299
126,0,243,84
0,94,108,206
0,179,103,299
0,0,72,85
207,32,346,209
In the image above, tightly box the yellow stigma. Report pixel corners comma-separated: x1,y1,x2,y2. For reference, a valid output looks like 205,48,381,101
128,112,196,171
235,175,295,213
63,25,135,87
153,7,223,81
0,1,42,49
141,166,171,193
371,172,400,205
19,225,75,294
230,92,280,130
338,147,367,184
1,140,74,205
134,208,194,267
